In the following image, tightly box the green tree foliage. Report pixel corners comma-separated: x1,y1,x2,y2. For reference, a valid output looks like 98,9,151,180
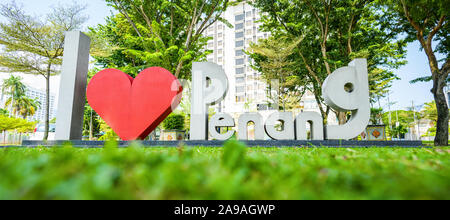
423,127,436,138
421,101,438,124
83,105,101,140
248,36,306,111
83,68,102,140
370,107,383,125
98,119,119,141
0,108,8,116
382,110,420,138
5,96,40,119
0,114,35,144
162,113,185,130
91,0,234,79
390,124,408,139
378,0,449,146
250,0,406,124
0,1,88,140
1,75,25,100
1,75,25,115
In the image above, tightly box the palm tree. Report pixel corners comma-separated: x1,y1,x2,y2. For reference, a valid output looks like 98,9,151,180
18,97,40,119
2,75,40,119
1,75,26,116
5,95,40,119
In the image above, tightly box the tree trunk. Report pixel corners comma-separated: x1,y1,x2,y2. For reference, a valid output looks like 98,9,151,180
432,60,449,146
337,111,347,125
175,60,184,78
43,70,51,141
89,109,93,140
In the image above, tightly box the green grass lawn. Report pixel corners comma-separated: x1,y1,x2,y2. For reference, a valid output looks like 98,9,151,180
0,141,449,200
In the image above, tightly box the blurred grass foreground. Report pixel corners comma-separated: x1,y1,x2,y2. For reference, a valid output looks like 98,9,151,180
0,141,449,200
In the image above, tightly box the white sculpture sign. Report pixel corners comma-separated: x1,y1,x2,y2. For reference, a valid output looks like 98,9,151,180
190,59,370,141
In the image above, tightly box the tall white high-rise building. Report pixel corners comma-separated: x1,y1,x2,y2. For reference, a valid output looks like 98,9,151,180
205,2,270,115
25,86,56,122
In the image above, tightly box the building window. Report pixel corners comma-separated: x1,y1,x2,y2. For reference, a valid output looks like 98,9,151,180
236,67,244,74
218,49,223,54
235,23,244,30
218,57,223,63
218,33,223,38
208,42,214,48
236,86,245,93
235,40,244,47
246,29,252,35
236,58,244,65
218,41,223,46
235,50,244,56
246,20,252,26
246,11,252,17
236,77,245,83
235,32,244,39
235,14,244,21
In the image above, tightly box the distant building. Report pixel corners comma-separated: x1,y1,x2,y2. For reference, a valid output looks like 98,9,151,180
405,118,434,141
205,1,269,114
25,86,56,122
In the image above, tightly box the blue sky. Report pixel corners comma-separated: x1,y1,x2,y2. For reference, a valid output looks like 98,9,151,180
1,0,444,111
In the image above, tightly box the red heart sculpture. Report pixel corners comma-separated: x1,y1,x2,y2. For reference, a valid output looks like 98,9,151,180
87,67,183,141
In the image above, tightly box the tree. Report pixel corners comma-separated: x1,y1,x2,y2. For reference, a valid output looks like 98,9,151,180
370,107,383,125
14,118,35,144
248,36,306,111
0,114,24,144
379,0,449,145
1,75,25,115
251,0,406,125
91,0,234,79
382,110,420,139
162,113,185,130
1,75,39,119
0,1,88,140
5,96,40,119
83,104,100,140
0,108,8,116
391,124,408,139
421,101,438,124
0,115,13,143
17,97,39,119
